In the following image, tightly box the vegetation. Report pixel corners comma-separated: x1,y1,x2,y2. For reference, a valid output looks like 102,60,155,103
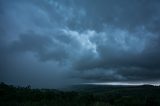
0,82,160,106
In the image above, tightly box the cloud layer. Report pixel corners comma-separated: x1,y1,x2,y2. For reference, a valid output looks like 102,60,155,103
1,0,160,88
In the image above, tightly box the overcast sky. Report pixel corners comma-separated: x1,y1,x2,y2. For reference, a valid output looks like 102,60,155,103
1,0,160,88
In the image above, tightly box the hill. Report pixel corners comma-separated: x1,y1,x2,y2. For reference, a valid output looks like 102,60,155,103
0,82,160,106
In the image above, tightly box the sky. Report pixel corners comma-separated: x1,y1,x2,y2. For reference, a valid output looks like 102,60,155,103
0,0,160,88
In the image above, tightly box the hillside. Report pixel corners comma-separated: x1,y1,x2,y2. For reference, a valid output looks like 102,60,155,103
0,83,160,106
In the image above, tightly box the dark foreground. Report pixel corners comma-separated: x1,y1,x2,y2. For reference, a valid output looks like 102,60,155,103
0,83,160,106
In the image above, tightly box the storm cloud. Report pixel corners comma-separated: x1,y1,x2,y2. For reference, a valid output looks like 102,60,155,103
1,0,160,88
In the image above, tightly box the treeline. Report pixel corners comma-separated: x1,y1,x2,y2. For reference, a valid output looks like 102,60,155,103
0,82,160,106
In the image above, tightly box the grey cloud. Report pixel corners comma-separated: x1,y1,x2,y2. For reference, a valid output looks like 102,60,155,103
1,0,160,88
74,27,160,69
76,68,125,82
72,26,160,82
70,0,160,32
10,31,72,62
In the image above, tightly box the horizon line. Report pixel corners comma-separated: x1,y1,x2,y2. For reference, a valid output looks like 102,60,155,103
81,82,160,86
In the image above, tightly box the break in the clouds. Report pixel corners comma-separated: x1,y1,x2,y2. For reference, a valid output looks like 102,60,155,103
1,0,160,88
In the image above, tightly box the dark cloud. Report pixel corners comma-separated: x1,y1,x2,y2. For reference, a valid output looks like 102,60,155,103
69,0,160,32
10,32,70,61
1,0,160,88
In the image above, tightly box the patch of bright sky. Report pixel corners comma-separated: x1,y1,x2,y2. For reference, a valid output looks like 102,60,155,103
84,82,160,86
